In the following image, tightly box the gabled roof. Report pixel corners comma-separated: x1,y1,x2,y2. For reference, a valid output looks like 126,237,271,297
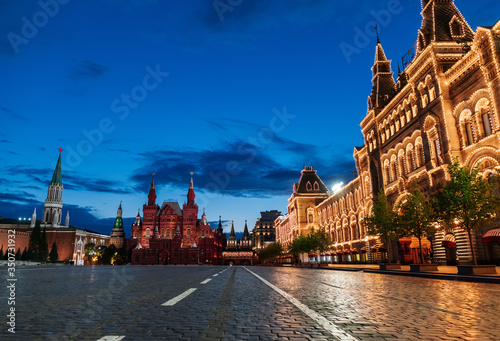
293,166,329,194
157,202,182,216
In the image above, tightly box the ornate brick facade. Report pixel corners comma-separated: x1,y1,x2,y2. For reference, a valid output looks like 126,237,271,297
277,1,500,265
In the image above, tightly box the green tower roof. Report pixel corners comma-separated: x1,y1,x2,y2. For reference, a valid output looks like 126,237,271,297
113,216,124,230
51,153,63,184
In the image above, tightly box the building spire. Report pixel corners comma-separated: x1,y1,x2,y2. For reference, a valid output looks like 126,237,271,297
42,150,64,228
243,220,249,237
230,220,235,237
368,36,395,110
187,172,195,205
30,208,36,228
113,202,124,230
217,215,223,235
65,211,70,227
51,150,63,184
148,172,156,205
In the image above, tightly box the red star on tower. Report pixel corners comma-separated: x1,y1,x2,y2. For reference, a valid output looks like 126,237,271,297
58,148,63,153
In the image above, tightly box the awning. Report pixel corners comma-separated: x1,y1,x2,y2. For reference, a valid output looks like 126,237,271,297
441,233,456,247
343,249,351,254
308,254,316,258
351,248,359,254
409,237,431,249
370,245,378,252
378,243,386,252
337,250,344,255
360,246,367,254
398,237,412,245
324,253,331,257
483,228,500,244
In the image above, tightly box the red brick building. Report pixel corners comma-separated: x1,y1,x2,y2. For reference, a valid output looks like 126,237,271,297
1,152,109,264
129,173,225,265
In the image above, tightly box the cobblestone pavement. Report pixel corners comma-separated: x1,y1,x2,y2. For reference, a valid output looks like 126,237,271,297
2,265,500,340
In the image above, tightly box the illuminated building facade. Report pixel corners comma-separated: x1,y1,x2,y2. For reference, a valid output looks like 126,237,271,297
129,173,224,265
251,210,282,251
222,220,256,265
275,166,330,252
277,0,500,265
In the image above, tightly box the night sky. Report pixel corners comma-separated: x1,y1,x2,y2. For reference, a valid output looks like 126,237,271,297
1,0,499,236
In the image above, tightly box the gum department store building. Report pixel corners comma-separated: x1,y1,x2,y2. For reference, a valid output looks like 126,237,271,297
276,0,500,265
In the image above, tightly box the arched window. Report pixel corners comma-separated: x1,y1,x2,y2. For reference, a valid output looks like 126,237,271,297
482,109,493,137
146,228,151,237
465,122,474,146
459,109,476,147
391,161,397,182
313,181,319,191
406,148,414,173
187,228,191,236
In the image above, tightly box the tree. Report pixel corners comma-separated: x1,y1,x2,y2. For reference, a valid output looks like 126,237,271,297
364,190,399,263
308,228,332,264
434,158,500,265
397,182,434,264
21,247,28,261
15,248,21,260
0,245,3,259
40,227,49,261
29,221,42,260
258,242,283,263
288,235,314,263
49,242,58,263
101,244,118,265
85,243,97,264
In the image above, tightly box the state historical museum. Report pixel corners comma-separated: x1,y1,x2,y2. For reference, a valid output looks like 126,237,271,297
127,173,225,265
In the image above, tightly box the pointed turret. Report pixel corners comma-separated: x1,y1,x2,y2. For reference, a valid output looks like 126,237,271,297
112,202,124,230
230,221,235,237
110,202,125,248
217,215,224,235
30,208,36,228
65,211,70,227
133,209,142,226
41,149,64,228
187,172,195,205
227,220,237,250
201,207,208,225
368,38,395,110
148,172,157,205
417,0,474,53
241,219,252,249
243,220,249,237
51,153,63,184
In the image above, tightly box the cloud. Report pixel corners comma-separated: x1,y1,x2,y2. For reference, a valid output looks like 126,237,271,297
68,59,108,79
0,191,39,204
0,198,133,237
63,174,130,194
130,134,356,199
3,165,129,194
1,106,27,120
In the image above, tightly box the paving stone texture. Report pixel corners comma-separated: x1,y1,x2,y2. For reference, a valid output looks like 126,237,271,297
1,265,499,340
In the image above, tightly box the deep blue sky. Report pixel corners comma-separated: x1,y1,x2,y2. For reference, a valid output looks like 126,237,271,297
1,0,499,236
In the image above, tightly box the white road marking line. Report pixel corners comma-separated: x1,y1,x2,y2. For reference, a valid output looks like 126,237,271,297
162,288,197,306
212,274,218,277
244,267,358,341
201,278,212,284
97,336,125,341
